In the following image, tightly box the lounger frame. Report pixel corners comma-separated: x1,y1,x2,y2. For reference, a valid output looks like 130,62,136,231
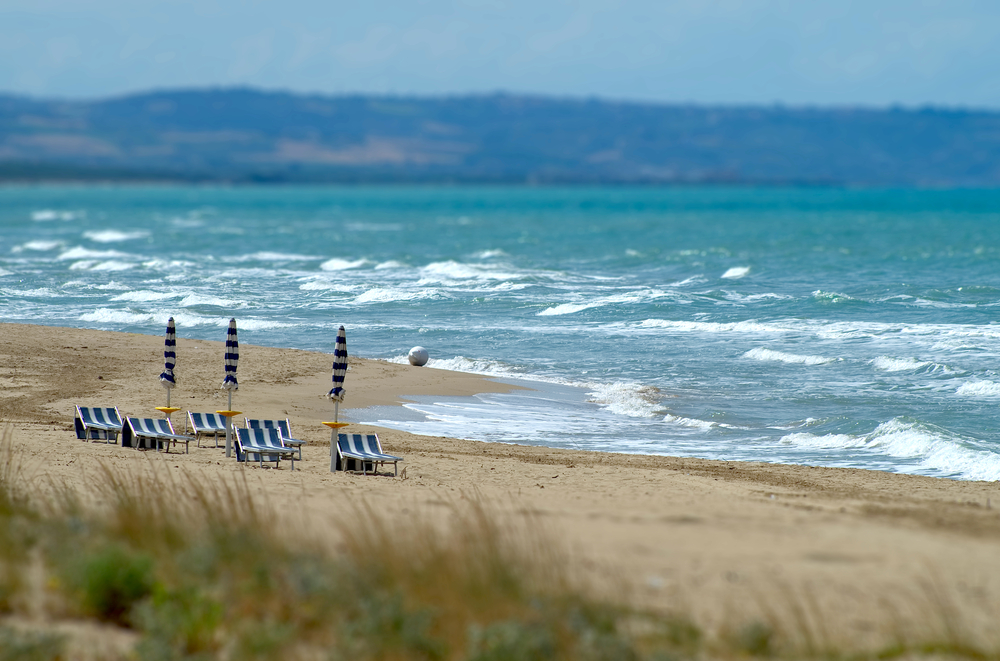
188,412,229,448
245,418,307,460
122,417,192,454
334,433,402,476
236,427,296,470
74,406,124,443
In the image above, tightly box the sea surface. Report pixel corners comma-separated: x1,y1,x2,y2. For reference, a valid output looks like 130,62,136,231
3,185,1000,481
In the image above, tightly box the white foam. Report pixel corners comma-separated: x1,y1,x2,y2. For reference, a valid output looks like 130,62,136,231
586,382,664,418
179,294,243,308
663,414,717,429
236,252,321,262
956,380,1000,398
79,308,159,324
744,347,837,365
320,257,370,271
538,289,675,316
538,302,594,316
419,260,522,282
32,209,80,221
721,266,750,279
91,261,135,272
375,260,408,270
354,287,441,304
83,230,150,243
13,240,61,252
871,356,926,372
639,319,793,334
111,290,179,302
473,249,508,259
0,268,11,277
57,247,131,261
812,290,859,303
298,279,361,292
667,276,706,287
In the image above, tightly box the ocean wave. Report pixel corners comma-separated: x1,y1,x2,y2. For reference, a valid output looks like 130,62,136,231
320,258,371,271
419,260,523,282
32,209,81,221
111,290,180,302
812,290,860,304
586,382,664,418
667,276,705,287
955,380,1000,398
76,261,135,272
744,347,837,365
83,230,150,243
871,356,932,372
473,249,509,259
722,291,794,303
1,287,58,298
375,260,408,270
721,266,750,279
781,418,1000,481
179,294,244,308
639,319,793,334
239,251,322,262
58,247,132,261
538,289,676,316
0,268,11,277
663,414,717,429
12,240,61,253
354,287,443,304
345,222,404,232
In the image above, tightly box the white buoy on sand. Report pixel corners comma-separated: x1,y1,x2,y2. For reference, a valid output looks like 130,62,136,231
408,346,429,366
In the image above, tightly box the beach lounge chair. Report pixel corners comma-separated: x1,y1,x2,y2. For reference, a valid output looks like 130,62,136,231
235,427,296,470
122,417,192,454
334,433,402,476
74,406,124,443
188,412,229,448
245,418,307,460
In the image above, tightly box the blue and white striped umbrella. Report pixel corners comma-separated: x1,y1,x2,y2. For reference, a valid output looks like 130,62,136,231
159,317,177,407
328,325,347,403
222,318,239,391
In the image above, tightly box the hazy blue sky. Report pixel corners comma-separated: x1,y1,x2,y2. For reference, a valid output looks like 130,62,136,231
2,0,998,107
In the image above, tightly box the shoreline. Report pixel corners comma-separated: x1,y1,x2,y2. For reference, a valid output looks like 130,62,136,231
4,322,1000,646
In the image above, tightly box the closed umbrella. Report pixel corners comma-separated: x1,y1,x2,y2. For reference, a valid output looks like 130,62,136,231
159,317,177,408
222,318,239,457
328,325,347,422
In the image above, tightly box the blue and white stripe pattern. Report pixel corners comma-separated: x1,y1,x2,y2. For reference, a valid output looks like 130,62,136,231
159,317,176,389
328,325,347,401
222,317,239,390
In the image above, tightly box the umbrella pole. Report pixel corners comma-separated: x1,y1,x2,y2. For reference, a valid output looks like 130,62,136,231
225,390,233,458
166,389,171,408
334,401,339,424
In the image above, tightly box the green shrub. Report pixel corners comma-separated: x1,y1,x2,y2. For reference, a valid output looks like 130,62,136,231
68,544,155,625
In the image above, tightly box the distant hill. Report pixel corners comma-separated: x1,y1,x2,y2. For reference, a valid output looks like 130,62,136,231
1,88,998,186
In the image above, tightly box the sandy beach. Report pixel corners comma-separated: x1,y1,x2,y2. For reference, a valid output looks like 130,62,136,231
3,322,1000,651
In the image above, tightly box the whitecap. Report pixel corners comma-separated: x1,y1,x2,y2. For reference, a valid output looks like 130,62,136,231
419,260,521,282
375,260,408,270
354,287,441,304
57,247,131,261
179,294,244,308
744,347,837,365
83,230,150,243
13,240,61,252
473,249,508,259
721,266,750,279
538,302,595,316
586,382,664,418
111,290,180,302
320,258,370,271
871,356,932,372
955,380,1000,398
91,261,135,272
812,290,858,304
237,252,321,262
639,319,792,334
32,209,80,221
663,414,716,429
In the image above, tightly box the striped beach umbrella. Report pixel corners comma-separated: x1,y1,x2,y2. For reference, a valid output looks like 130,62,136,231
222,318,239,403
328,325,347,421
159,317,176,407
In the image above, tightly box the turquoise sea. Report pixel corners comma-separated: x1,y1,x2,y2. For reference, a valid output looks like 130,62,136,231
2,185,1000,480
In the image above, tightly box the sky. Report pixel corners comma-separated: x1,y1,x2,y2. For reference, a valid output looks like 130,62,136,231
1,0,999,108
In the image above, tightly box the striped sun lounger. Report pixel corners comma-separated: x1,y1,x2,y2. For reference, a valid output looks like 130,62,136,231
188,412,229,448
74,406,124,443
235,427,296,470
122,417,192,454
245,418,307,460
334,433,402,476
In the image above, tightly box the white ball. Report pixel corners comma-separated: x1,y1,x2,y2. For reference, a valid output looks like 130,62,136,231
408,346,429,366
